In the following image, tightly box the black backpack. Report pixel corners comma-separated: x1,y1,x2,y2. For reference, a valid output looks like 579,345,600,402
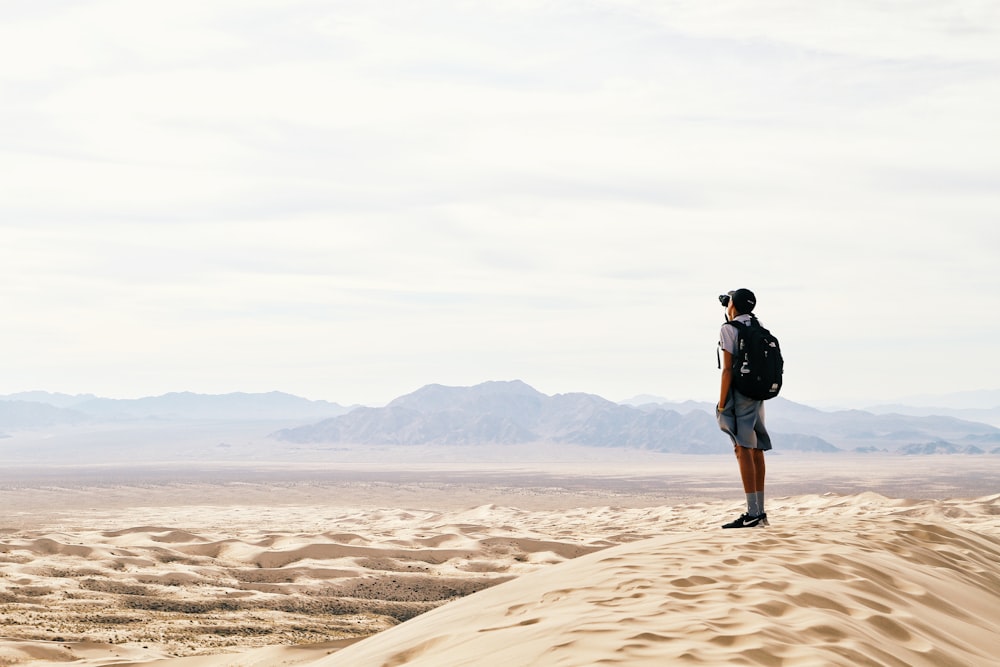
723,316,783,400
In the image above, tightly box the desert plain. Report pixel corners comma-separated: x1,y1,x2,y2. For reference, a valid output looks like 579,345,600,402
1,451,998,666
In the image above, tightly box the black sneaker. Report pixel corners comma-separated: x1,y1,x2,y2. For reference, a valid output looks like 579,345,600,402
722,513,762,529
759,512,769,527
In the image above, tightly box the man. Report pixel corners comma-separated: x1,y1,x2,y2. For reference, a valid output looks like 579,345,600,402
717,288,771,529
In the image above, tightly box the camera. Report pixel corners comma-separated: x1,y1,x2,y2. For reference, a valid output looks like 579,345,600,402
718,294,730,307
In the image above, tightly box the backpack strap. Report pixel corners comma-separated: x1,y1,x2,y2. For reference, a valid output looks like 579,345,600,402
725,314,757,328
718,316,756,369
718,319,743,369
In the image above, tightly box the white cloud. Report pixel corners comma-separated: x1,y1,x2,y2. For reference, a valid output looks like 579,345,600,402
0,1,997,404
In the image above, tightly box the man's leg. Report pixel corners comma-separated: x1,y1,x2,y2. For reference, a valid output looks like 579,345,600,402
735,444,761,515
751,448,765,516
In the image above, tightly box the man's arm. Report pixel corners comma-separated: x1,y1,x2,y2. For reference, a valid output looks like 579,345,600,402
719,349,733,411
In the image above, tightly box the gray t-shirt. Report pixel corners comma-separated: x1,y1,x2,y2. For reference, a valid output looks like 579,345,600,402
719,314,754,356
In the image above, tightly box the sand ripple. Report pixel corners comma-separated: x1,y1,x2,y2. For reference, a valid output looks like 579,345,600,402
0,503,657,662
1,493,998,666
314,493,1000,667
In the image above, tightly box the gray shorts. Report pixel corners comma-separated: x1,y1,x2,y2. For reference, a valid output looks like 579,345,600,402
717,391,772,451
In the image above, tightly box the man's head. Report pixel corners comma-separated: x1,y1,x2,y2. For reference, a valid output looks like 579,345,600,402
720,288,756,316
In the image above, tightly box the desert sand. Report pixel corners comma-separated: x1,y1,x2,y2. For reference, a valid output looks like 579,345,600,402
1,454,998,666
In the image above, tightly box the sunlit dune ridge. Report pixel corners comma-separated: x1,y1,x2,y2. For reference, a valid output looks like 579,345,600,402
310,493,1000,667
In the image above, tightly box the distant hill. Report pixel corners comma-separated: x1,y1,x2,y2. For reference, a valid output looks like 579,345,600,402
0,400,87,429
897,440,999,455
872,389,1000,411
863,404,1000,428
629,388,1000,429
632,396,1000,453
0,391,350,425
273,381,840,454
1,391,99,408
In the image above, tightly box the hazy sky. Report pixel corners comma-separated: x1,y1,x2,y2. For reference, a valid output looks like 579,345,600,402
1,1,998,407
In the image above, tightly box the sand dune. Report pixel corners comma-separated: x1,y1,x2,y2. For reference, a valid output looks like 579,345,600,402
0,500,670,663
313,493,1000,667
2,491,998,666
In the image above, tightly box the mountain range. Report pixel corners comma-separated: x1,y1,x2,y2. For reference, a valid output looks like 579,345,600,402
0,391,350,424
274,380,736,454
272,381,1000,455
2,382,998,456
